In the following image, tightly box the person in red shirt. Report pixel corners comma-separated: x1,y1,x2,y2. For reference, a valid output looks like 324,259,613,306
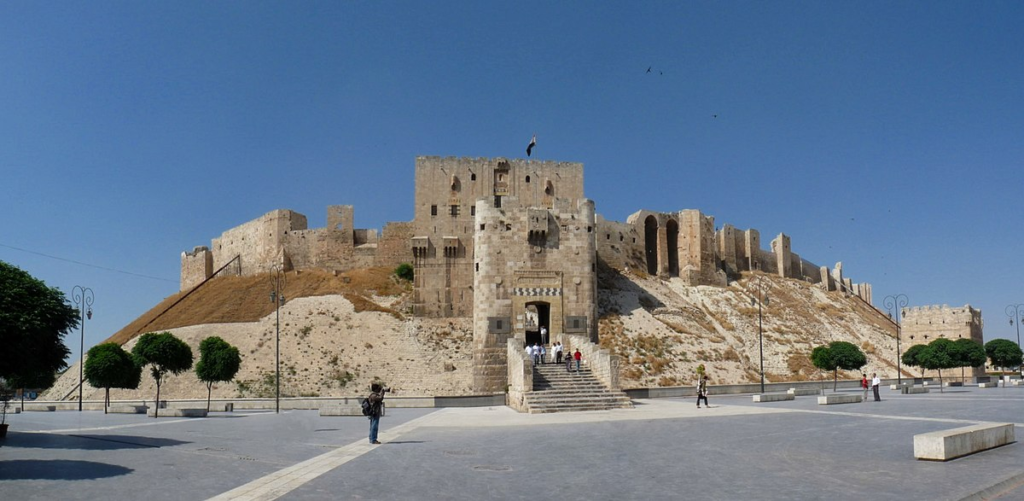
573,349,582,372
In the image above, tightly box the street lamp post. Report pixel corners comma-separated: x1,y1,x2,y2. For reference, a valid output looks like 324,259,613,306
269,265,286,414
884,294,909,386
71,286,94,412
1006,304,1023,353
749,276,770,394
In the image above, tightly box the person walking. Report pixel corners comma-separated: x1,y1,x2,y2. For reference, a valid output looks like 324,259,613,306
574,349,582,372
696,374,709,408
367,383,388,444
555,342,563,364
871,373,881,402
861,373,869,402
539,344,547,364
532,343,541,365
540,325,548,345
565,347,574,372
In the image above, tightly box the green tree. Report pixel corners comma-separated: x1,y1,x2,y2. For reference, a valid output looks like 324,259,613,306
195,336,241,411
985,339,1023,373
901,344,928,378
0,261,77,385
132,332,193,418
811,341,867,391
951,338,987,383
918,338,958,393
84,343,142,414
394,263,414,282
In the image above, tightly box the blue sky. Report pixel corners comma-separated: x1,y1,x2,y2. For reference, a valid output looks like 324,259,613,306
2,2,1023,366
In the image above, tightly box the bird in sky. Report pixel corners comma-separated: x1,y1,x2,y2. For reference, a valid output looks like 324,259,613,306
526,135,536,157
646,66,652,73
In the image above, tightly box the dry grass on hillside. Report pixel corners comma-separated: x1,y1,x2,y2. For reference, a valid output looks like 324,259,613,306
104,267,407,346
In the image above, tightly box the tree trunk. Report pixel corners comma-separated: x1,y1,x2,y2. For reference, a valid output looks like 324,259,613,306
104,388,109,414
206,382,212,412
833,369,838,391
938,370,943,393
154,378,161,419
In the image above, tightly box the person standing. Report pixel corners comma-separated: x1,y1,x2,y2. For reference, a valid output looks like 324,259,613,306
861,373,869,402
367,383,388,444
565,347,574,372
532,343,541,365
871,373,881,402
555,342,563,364
574,349,582,372
540,325,548,345
696,375,709,408
539,344,547,364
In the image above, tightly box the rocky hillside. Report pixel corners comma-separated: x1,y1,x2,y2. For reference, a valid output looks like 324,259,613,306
44,264,903,402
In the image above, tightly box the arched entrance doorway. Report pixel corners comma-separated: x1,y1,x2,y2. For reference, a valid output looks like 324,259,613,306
524,301,551,346
666,219,679,276
644,215,659,275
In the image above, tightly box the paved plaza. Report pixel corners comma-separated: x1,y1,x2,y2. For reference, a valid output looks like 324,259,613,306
3,386,1024,500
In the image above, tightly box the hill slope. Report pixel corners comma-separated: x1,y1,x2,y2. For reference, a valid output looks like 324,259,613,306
45,265,902,402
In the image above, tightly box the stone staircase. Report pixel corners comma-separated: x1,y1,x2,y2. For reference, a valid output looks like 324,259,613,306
523,363,634,413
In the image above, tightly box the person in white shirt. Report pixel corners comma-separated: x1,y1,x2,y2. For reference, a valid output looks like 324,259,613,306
871,373,881,401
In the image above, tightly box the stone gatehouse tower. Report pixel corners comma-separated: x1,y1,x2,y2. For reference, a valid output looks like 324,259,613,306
471,195,598,392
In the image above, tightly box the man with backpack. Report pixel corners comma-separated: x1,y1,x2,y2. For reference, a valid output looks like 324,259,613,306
366,383,389,444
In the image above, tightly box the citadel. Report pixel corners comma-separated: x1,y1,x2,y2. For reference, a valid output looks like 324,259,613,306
181,156,985,393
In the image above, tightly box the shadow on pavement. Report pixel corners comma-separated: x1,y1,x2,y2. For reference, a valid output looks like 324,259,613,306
0,459,133,480
2,432,190,450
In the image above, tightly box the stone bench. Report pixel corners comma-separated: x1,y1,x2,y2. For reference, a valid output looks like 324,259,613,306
109,405,147,414
787,388,821,396
146,408,207,418
319,404,364,417
978,383,998,388
904,386,929,394
818,394,862,405
914,423,1015,461
208,403,234,412
945,381,964,387
752,393,794,403
24,405,56,412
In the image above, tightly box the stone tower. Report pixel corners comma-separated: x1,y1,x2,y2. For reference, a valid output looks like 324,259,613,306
901,305,985,378
471,195,597,393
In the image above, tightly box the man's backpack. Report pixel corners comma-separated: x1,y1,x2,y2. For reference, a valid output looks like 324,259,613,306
360,398,372,416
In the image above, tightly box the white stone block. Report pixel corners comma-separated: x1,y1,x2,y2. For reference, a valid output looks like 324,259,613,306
914,423,1015,461
109,405,147,414
787,388,820,396
147,408,207,418
753,393,794,403
817,394,862,405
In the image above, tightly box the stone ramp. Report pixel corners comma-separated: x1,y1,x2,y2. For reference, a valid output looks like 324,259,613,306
524,364,633,413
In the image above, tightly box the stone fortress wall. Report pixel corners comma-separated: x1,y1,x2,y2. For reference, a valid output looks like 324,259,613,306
182,155,872,302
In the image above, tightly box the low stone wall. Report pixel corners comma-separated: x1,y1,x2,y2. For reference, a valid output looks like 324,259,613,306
560,333,620,390
624,379,876,399
506,338,533,413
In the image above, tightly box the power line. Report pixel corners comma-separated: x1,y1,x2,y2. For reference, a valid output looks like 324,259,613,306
0,242,176,283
